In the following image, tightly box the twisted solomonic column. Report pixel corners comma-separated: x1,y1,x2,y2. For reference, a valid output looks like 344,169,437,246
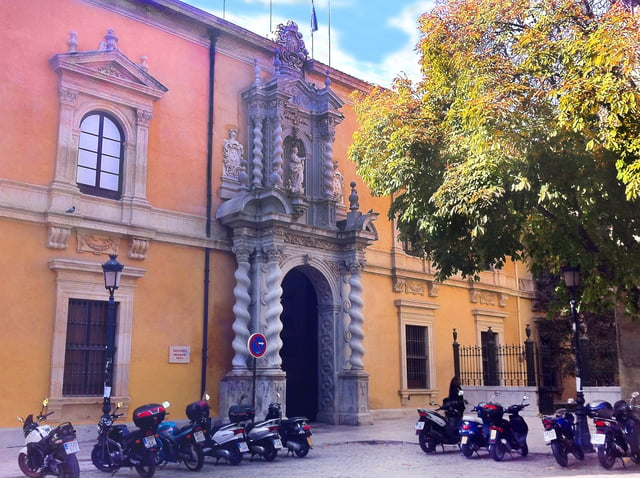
347,261,365,370
263,247,284,368
322,134,334,198
270,116,284,188
251,117,264,189
231,246,253,370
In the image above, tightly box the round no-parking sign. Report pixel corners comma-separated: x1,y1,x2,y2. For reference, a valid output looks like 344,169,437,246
247,333,267,358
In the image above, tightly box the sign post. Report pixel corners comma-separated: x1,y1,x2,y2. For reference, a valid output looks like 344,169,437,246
247,333,267,409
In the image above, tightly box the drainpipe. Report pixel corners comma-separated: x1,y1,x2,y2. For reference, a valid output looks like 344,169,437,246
202,28,221,397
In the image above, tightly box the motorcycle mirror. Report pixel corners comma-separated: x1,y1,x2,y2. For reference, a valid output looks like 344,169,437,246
162,401,171,408
203,393,210,401
277,392,281,399
116,401,125,409
458,390,464,396
42,398,49,407
17,416,24,423
523,395,530,400
632,392,639,399
567,398,575,404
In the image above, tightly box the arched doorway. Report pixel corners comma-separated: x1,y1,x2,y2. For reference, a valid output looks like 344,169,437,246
280,268,318,420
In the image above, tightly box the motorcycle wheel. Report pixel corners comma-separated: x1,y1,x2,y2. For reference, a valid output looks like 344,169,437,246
91,439,121,472
519,442,528,457
262,440,278,462
572,442,585,461
551,441,569,467
180,442,204,471
490,441,506,462
131,447,157,478
294,441,310,458
597,435,616,470
418,431,437,453
17,452,45,478
228,448,243,466
461,443,474,458
61,453,80,478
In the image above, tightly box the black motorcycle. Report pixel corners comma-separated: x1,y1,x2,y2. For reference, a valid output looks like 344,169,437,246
415,395,464,453
265,401,312,457
91,401,167,478
155,401,205,471
485,395,530,461
541,400,584,467
588,392,640,469
17,398,80,478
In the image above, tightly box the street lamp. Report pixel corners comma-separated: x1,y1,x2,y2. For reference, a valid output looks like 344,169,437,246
562,265,593,453
102,254,123,417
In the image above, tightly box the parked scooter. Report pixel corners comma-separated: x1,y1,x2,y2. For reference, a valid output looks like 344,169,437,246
155,401,204,471
17,398,80,478
541,399,584,467
91,401,167,478
228,397,282,461
265,400,313,457
588,391,640,469
485,395,530,461
186,395,248,466
459,401,491,458
415,391,465,453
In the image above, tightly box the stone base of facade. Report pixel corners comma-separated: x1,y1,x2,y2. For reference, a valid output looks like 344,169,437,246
218,368,286,420
337,369,373,425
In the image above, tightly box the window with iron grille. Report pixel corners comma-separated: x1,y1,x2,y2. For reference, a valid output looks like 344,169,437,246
63,298,115,396
406,324,429,388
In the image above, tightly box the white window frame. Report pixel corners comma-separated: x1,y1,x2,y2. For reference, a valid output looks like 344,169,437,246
47,258,145,419
396,299,439,405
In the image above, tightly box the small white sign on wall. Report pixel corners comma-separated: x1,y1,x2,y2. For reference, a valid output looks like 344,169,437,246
169,345,191,363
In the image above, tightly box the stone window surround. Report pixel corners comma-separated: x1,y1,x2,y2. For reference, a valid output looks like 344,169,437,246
47,258,145,419
396,299,440,406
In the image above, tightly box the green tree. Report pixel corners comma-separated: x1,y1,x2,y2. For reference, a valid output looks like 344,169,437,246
349,0,640,317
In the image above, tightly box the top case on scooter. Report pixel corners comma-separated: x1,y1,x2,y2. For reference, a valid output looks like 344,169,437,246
587,400,613,419
186,400,210,421
133,403,166,429
229,405,255,423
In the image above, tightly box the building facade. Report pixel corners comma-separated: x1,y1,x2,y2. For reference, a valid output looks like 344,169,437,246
0,0,537,429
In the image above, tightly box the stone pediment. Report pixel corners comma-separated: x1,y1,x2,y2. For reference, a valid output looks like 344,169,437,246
50,49,168,100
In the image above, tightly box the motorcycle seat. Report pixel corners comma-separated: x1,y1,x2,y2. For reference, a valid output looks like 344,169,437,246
462,415,483,424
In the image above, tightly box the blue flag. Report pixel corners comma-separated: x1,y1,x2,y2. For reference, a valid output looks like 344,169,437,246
311,2,318,32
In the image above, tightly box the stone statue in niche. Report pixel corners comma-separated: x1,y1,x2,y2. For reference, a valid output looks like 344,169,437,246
333,160,344,202
223,128,244,178
288,144,305,195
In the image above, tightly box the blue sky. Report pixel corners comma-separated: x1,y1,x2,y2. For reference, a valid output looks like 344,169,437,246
185,0,435,86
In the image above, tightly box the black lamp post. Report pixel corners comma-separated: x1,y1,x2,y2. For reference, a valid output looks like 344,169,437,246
102,254,123,418
562,266,593,453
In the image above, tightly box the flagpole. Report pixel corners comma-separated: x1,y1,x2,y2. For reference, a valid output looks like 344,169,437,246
311,0,318,59
328,0,331,68
270,0,273,33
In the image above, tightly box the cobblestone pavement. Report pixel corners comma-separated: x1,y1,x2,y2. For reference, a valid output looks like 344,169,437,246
3,416,640,478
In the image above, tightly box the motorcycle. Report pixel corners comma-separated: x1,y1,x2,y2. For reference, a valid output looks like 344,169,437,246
588,391,640,469
541,399,584,467
415,391,465,453
91,401,167,478
459,401,491,458
186,396,248,466
265,400,313,457
155,401,205,471
17,398,80,478
230,402,282,461
485,395,530,461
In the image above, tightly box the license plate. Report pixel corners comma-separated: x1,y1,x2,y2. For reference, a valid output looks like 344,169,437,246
273,438,283,449
490,429,497,440
194,430,205,443
592,433,606,445
461,435,468,444
143,435,157,448
238,441,249,453
63,439,80,455
415,421,425,431
307,436,313,446
543,429,557,443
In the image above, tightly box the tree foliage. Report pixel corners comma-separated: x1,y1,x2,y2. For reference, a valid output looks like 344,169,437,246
349,0,640,313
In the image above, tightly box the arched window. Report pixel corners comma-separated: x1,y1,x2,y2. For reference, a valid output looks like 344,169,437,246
77,112,123,199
